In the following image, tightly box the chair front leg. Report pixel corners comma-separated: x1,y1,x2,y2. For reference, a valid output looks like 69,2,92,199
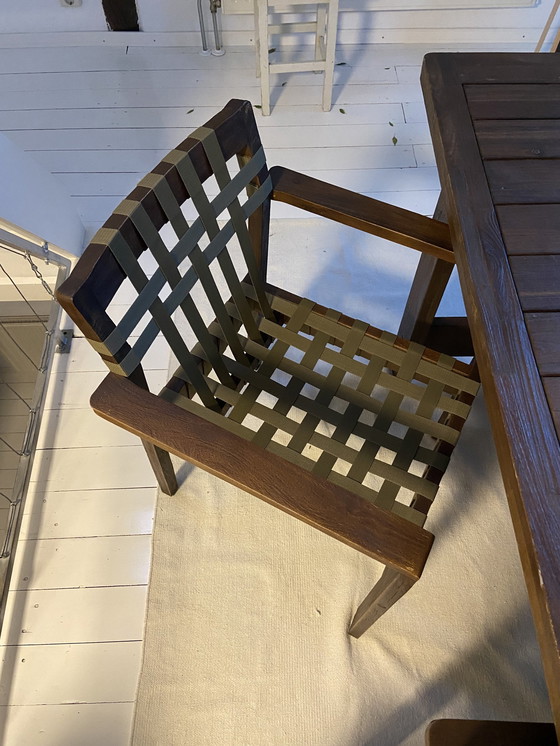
142,440,178,496
398,253,454,344
398,193,453,344
349,566,416,638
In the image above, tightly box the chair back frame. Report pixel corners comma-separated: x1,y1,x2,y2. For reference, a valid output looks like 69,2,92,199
58,100,272,395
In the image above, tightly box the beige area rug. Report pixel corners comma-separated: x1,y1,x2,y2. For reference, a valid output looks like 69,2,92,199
132,221,552,745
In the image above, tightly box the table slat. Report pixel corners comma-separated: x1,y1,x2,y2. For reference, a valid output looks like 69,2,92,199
543,378,560,441
485,160,560,204
510,256,560,312
475,120,560,160
497,205,560,255
465,84,560,119
525,312,560,376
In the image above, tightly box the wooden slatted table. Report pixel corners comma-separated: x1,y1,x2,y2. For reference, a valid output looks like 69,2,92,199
414,52,560,736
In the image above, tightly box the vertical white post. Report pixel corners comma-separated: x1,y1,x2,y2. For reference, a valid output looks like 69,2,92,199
322,0,339,111
256,0,271,115
316,5,327,61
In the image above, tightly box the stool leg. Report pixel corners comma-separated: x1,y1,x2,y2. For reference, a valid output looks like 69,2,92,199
322,0,339,111
316,5,327,61
253,0,261,77
535,0,560,51
349,566,416,638
256,0,271,114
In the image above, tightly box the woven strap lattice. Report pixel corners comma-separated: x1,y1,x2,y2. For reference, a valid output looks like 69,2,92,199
163,282,479,525
89,125,273,411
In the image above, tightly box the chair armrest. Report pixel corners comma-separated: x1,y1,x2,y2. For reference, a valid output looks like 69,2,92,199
270,166,455,263
91,372,434,579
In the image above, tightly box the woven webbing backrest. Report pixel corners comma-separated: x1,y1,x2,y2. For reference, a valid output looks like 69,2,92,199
58,101,274,405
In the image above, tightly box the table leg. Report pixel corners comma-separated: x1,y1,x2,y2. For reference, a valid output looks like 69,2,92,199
142,440,178,496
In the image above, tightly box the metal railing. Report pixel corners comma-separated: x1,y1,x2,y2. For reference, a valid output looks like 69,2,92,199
0,218,75,632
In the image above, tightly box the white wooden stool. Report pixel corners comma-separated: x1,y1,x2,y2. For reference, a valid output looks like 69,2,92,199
254,0,340,115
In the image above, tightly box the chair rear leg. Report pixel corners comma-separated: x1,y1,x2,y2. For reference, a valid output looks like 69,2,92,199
142,440,178,495
349,566,416,638
397,192,452,344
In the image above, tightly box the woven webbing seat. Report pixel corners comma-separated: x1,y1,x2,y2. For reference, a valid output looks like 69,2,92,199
161,282,476,528
57,100,479,637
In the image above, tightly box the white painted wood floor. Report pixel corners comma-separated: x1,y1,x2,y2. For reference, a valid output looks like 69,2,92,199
0,38,532,744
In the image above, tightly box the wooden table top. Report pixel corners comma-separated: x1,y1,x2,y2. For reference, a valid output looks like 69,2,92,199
421,52,560,731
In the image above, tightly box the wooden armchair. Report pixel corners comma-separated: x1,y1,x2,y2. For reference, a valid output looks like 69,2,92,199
56,100,478,638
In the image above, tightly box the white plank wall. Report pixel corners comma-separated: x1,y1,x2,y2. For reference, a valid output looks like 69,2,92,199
0,38,531,744
2,0,556,47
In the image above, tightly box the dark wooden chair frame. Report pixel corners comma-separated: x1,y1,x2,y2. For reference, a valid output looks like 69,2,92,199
56,99,477,638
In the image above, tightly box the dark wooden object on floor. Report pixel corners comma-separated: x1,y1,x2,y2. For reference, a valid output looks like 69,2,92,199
56,99,478,638
406,52,560,737
101,0,139,31
425,719,558,746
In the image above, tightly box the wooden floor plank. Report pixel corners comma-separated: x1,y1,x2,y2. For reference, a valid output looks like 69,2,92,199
54,165,440,199
34,145,421,176
0,702,135,746
36,406,140,450
0,100,427,134
75,190,441,236
50,336,170,375
2,121,430,152
0,80,424,110
19,487,156,540
43,369,167,410
0,641,142,705
28,444,157,491
1,586,147,645
10,535,151,590
0,64,398,94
